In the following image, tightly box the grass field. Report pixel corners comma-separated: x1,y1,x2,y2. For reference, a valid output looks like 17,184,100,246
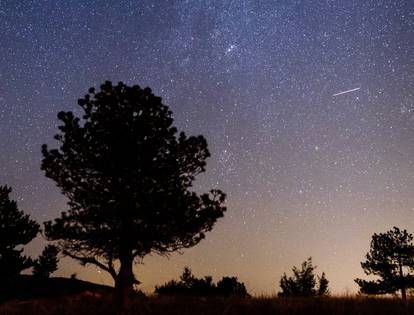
1,295,413,315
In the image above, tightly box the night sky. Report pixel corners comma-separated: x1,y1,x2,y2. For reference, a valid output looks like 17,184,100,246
1,1,414,294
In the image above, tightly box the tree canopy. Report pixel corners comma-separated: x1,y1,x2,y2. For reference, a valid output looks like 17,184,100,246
355,227,414,301
279,257,329,297
0,185,40,278
41,81,226,308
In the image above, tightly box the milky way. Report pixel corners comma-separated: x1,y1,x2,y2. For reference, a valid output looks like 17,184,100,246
1,1,414,294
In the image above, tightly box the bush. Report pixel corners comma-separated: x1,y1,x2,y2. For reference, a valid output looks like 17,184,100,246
155,267,249,297
217,276,248,297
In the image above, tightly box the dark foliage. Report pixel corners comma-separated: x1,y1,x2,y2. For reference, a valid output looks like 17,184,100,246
279,257,329,297
155,267,248,297
41,81,226,308
155,267,216,296
33,244,60,278
0,185,40,278
216,276,249,297
317,272,329,297
355,227,414,300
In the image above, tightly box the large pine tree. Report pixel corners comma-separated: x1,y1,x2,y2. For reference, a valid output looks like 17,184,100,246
41,81,226,308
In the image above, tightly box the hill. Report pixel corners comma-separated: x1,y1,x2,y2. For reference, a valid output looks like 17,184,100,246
0,275,113,303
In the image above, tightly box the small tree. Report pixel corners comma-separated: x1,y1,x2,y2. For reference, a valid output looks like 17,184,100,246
41,81,226,309
279,257,329,297
355,227,414,301
0,185,39,278
317,272,329,296
33,244,59,278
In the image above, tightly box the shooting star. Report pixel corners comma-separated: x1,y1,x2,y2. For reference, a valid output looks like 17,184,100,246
332,87,361,97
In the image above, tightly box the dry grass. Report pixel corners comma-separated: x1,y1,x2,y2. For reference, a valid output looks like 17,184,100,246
0,295,413,315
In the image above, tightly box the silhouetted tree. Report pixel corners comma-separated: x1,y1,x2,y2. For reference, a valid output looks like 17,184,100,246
180,266,195,285
279,257,329,297
41,81,226,309
155,267,249,297
355,227,414,301
317,272,329,296
217,276,248,297
33,244,59,278
0,185,40,278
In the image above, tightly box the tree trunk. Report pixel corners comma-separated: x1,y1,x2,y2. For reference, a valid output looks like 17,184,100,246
114,255,135,310
401,287,407,302
398,257,406,303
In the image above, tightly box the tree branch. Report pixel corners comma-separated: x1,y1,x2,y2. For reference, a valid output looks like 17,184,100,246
63,250,117,280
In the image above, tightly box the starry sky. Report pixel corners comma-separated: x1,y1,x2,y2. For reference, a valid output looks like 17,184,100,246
1,1,414,295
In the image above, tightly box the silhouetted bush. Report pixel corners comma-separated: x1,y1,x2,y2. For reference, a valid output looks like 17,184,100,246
217,276,248,297
155,267,249,297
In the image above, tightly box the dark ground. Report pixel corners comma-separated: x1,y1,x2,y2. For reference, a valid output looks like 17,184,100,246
1,294,413,315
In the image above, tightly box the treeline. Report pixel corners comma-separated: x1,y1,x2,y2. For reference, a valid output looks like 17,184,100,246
155,257,329,298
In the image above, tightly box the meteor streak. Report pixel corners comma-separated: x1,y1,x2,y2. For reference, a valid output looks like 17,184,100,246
332,87,361,97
